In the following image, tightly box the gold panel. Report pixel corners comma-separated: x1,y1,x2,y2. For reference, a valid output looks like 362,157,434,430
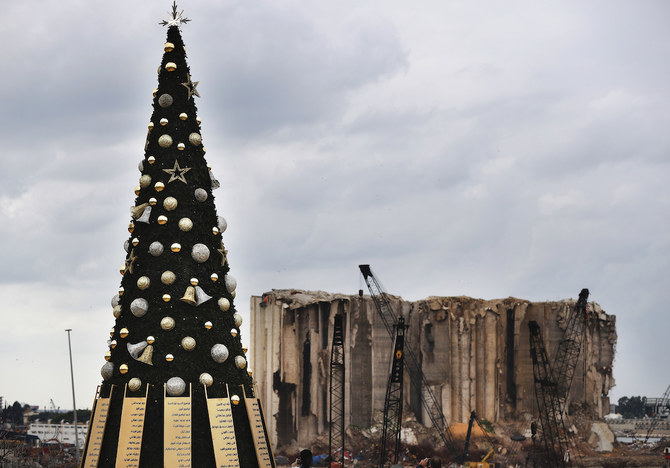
206,386,240,467
82,386,113,468
164,385,192,467
115,386,148,468
242,386,274,468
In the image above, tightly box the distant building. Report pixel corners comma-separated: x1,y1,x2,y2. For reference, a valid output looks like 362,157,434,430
28,421,87,449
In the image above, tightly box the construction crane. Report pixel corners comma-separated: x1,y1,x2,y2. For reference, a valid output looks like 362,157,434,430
359,265,456,454
379,317,406,468
644,383,670,443
461,411,500,468
528,321,573,468
329,314,346,467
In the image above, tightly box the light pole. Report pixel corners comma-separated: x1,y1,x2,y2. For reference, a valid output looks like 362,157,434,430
65,329,80,464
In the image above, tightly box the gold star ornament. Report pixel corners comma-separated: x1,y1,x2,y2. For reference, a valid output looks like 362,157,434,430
163,160,191,184
181,74,200,99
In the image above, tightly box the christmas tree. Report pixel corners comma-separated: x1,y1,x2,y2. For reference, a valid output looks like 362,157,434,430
81,4,275,467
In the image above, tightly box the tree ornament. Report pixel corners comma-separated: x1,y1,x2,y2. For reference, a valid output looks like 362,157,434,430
132,237,140,247
179,113,188,120
165,62,177,72
128,222,135,233
194,188,207,202
210,273,218,282
199,373,213,387
120,364,129,374
148,156,156,164
137,276,151,290
110,340,117,349
165,354,174,362
148,122,154,130
163,197,178,211
191,243,210,263
181,74,200,99
113,305,122,318
136,205,152,224
218,297,230,312
163,160,191,183
171,243,181,252
177,143,185,151
147,336,155,344
209,168,220,189
225,274,237,293
112,294,120,308
127,341,149,359
148,198,157,206
158,93,173,107
160,2,190,28
120,328,129,338
189,132,202,146
230,329,238,338
190,278,198,286
153,88,158,98
180,286,197,305
138,160,144,172
217,216,228,233
101,362,114,380
149,241,164,256
178,217,193,231
233,313,243,327
161,316,176,330
162,294,171,302
134,185,141,196
204,321,213,330
202,146,207,153
158,134,173,148
154,181,165,192
166,377,186,396
125,249,137,275
248,369,253,377
104,351,111,361
161,270,176,285
128,377,142,392
130,298,149,317
211,344,229,363
138,346,154,365
164,42,174,52
235,356,246,369
158,215,168,225
231,395,240,406
196,117,202,125
212,227,220,236
139,175,152,188
242,346,248,355
194,286,212,305
124,240,130,253
160,118,168,126
118,286,124,296
181,336,196,351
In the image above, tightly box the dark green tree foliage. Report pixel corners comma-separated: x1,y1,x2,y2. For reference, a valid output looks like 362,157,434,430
617,396,646,419
92,23,262,467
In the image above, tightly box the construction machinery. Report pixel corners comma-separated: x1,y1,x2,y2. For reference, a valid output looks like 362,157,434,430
461,411,500,468
644,383,670,443
359,265,457,461
329,314,346,467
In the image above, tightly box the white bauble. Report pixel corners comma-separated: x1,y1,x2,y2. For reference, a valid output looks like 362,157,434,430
211,344,229,363
166,377,186,396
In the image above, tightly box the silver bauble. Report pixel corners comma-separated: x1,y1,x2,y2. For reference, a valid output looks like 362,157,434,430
128,377,142,391
194,188,207,202
163,197,178,211
199,373,213,387
233,313,243,327
217,216,227,233
211,344,229,363
158,134,173,148
178,218,193,232
138,160,144,172
111,294,120,308
166,377,186,396
101,361,114,380
161,316,175,330
161,270,176,285
158,94,173,108
218,297,230,312
149,241,164,256
225,274,237,293
124,240,130,253
137,276,151,290
139,174,152,188
191,244,210,263
130,298,149,318
235,356,247,369
113,305,122,318
181,336,196,351
188,132,202,146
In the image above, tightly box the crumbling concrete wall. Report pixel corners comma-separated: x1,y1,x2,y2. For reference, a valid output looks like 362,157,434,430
249,289,616,451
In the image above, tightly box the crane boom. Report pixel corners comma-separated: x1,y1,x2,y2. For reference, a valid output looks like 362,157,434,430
359,265,456,452
379,317,406,468
329,314,346,466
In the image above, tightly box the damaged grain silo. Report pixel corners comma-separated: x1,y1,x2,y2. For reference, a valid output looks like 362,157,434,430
249,289,616,451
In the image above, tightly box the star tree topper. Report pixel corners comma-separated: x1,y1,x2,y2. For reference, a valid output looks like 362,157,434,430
160,1,190,28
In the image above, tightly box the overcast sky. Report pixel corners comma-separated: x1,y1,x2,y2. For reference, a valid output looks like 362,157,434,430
1,1,668,413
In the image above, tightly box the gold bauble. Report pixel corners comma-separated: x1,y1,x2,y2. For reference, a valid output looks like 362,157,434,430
147,335,155,344
161,270,176,285
134,185,141,195
155,181,165,192
181,336,196,351
110,340,117,349
179,113,188,120
248,369,253,377
165,62,177,71
119,364,129,374
128,377,142,392
165,354,174,362
210,273,218,282
190,278,199,286
132,237,139,246
242,346,248,355
163,197,178,211
104,351,111,361
110,328,115,337
152,88,158,97
164,42,174,52
231,290,236,299
196,117,202,125
128,222,135,233
148,156,156,164
160,118,168,126
148,122,154,130
120,328,129,338
171,243,181,252
139,174,151,188
160,316,175,330
230,329,238,338
204,321,213,330
162,294,171,302
231,395,240,406
137,276,150,290
119,264,126,275
202,146,206,153
118,287,124,296
177,143,185,151
212,227,219,235
158,215,168,225
148,198,157,206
